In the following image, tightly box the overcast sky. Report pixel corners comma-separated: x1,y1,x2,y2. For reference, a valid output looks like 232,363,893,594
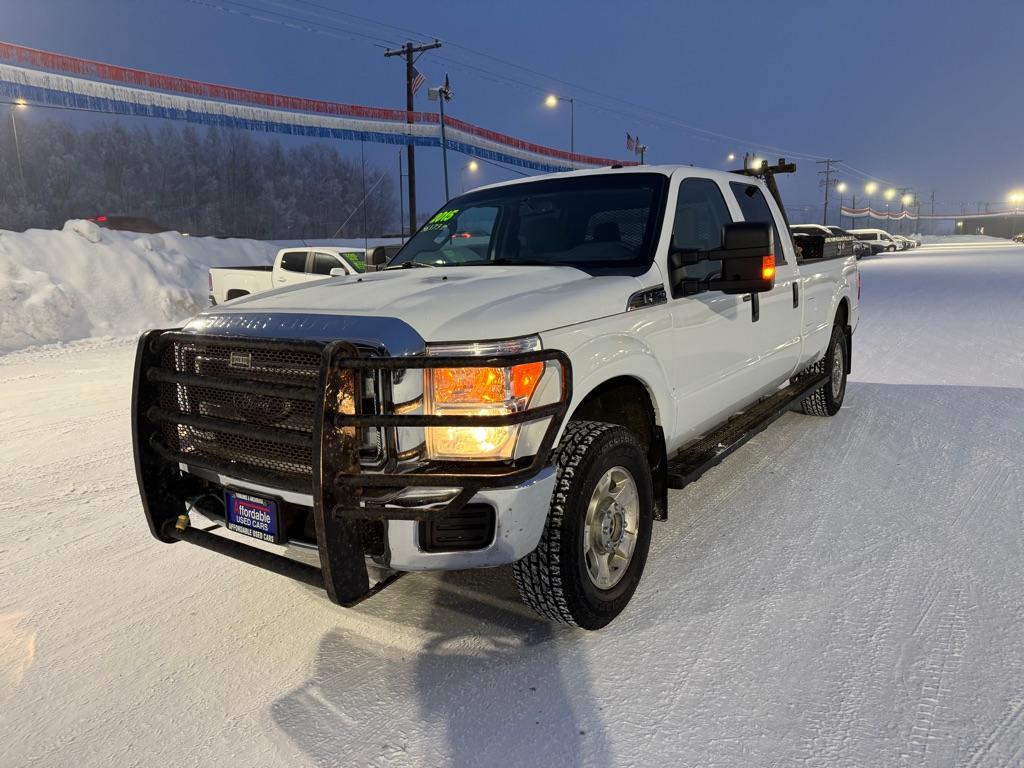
4,0,1022,216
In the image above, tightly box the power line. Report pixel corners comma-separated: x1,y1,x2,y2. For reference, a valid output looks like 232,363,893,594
187,0,828,162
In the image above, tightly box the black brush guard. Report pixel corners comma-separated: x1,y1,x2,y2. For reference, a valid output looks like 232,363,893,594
132,329,571,605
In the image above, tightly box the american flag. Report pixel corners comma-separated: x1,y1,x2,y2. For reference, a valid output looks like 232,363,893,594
626,133,636,152
411,66,426,96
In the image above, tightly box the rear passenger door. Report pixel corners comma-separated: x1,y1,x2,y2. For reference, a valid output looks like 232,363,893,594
275,250,311,286
728,181,803,390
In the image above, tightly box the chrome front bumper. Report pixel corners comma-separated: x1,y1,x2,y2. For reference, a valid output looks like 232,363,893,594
182,463,556,571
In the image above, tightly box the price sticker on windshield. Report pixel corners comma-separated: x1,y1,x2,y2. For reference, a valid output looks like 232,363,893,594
423,208,459,231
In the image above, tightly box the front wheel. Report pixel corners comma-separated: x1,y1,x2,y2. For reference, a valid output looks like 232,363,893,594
512,421,654,630
794,324,848,416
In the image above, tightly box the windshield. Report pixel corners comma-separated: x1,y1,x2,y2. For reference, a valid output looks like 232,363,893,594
388,173,668,275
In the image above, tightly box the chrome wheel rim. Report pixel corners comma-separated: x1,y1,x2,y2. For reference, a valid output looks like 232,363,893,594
831,344,844,399
582,466,640,590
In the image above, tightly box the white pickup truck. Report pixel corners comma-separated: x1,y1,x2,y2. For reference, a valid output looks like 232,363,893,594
208,246,366,305
133,161,859,629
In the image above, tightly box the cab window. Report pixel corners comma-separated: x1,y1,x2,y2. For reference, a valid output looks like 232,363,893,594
729,182,786,264
671,178,733,285
279,251,308,273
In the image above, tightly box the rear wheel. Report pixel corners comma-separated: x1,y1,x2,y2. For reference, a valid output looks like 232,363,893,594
512,421,654,630
794,324,848,417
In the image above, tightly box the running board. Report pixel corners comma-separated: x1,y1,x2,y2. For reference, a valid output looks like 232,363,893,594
666,372,829,490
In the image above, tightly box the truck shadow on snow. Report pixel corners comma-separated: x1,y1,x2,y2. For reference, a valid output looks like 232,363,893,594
271,568,613,768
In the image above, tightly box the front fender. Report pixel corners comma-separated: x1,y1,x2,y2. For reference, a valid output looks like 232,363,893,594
539,326,674,446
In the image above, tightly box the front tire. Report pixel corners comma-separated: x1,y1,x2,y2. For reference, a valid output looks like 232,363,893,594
512,421,654,630
794,324,848,416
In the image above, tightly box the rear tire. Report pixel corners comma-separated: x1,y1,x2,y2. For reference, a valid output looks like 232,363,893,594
512,421,654,630
794,324,848,417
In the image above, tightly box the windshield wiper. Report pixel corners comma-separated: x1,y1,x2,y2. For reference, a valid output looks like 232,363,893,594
386,261,437,270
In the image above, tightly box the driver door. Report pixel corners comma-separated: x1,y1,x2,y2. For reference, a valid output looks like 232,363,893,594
662,176,754,442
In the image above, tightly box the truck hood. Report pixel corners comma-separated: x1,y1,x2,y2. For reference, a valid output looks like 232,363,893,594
197,265,647,342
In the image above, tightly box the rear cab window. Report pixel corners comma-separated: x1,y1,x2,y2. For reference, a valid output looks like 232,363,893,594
728,182,790,264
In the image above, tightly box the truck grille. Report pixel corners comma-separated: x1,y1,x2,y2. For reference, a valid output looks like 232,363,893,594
152,337,383,487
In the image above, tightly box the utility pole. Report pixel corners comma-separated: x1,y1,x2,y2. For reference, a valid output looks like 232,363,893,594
930,190,936,236
385,39,441,232
816,159,841,225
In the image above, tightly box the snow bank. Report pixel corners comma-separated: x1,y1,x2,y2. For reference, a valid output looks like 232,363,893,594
0,222,277,354
919,234,1010,244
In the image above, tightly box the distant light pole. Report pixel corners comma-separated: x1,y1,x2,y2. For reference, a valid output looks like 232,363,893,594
836,182,848,227
884,188,896,231
1008,190,1024,238
9,99,27,196
900,193,914,236
864,182,878,226
545,93,575,159
428,75,454,201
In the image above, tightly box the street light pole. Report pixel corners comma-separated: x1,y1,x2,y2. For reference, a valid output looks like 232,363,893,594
570,96,575,157
428,76,453,201
545,94,575,160
9,103,26,196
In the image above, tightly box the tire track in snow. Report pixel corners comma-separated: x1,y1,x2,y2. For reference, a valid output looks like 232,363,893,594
963,697,1024,768
900,586,969,766
798,543,905,767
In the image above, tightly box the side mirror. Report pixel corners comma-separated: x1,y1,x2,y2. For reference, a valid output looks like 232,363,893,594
367,247,389,268
707,222,776,295
329,267,349,277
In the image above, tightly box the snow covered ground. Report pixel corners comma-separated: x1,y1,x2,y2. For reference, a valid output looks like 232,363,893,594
1,239,1023,767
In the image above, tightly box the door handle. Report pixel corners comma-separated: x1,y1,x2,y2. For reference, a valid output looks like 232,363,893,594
276,277,286,282
742,294,752,302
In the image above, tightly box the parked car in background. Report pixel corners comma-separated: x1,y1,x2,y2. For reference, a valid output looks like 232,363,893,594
1013,233,1024,243
209,246,366,304
87,215,168,234
825,226,872,259
849,228,901,253
893,235,914,250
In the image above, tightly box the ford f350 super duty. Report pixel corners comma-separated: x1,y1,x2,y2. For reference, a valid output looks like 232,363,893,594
133,160,859,629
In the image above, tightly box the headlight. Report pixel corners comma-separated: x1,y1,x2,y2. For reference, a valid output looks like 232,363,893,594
424,337,544,461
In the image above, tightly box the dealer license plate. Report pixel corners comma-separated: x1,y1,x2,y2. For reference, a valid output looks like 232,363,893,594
224,490,280,543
